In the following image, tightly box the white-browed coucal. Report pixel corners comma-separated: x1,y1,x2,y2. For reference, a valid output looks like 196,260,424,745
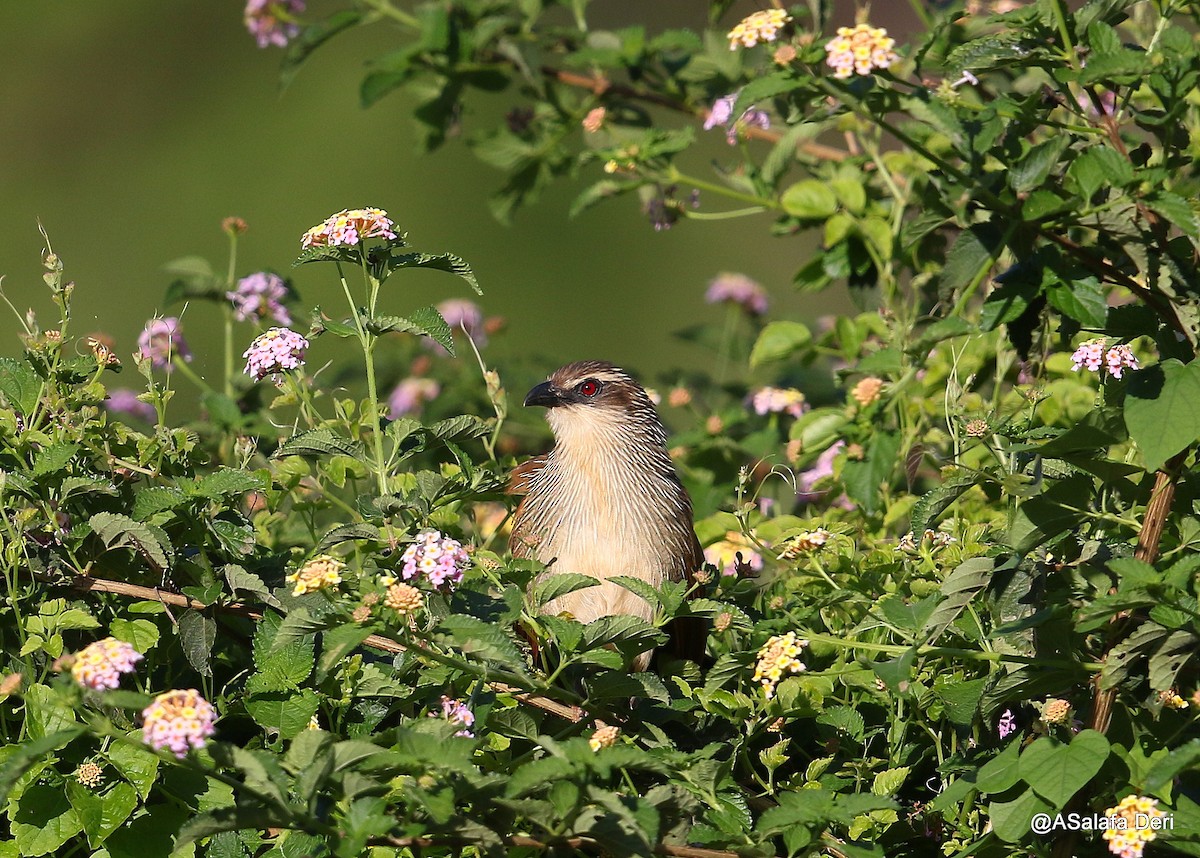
509,360,706,671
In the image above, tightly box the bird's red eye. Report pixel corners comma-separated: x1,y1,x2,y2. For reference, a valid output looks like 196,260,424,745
577,380,600,397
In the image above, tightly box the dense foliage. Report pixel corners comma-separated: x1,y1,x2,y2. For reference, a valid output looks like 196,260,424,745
5,1,1200,856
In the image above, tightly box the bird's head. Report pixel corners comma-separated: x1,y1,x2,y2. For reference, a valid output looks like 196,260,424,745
524,360,665,448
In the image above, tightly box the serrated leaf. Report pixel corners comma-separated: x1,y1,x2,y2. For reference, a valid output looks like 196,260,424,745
245,688,320,739
376,251,481,294
910,475,978,533
32,442,79,478
437,614,527,671
191,468,265,499
109,618,159,653
273,428,367,462
922,558,993,643
535,573,600,606
89,511,171,571
317,622,372,683
131,486,187,520
0,356,42,415
178,609,216,677
1149,630,1196,692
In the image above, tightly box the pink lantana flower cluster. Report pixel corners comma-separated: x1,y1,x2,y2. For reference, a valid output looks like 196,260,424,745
401,530,470,589
142,689,217,758
432,695,475,737
1070,339,1139,379
727,9,791,50
388,378,441,418
824,24,898,79
71,638,143,691
138,318,192,370
242,327,309,382
244,0,305,49
750,386,808,418
301,208,398,249
228,272,291,325
703,94,771,145
706,272,768,315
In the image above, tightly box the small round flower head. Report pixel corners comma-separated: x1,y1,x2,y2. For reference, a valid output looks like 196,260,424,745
287,554,345,596
387,377,440,418
1105,344,1139,379
668,387,692,408
242,327,309,383
1070,339,1106,373
997,708,1018,739
244,0,305,48
228,272,292,325
74,761,104,788
706,272,768,315
753,632,808,699
142,689,217,758
964,418,990,438
351,605,371,623
222,216,248,236
728,9,792,50
71,638,143,691
582,107,607,133
1158,688,1188,710
714,611,733,633
432,696,475,737
1041,698,1072,725
898,529,957,554
824,24,898,79
778,528,831,559
0,673,21,698
301,208,398,249
1103,795,1166,857
850,376,884,407
384,583,424,616
137,318,192,370
400,531,470,589
703,95,771,144
424,299,487,354
750,386,808,418
704,531,765,577
105,388,157,422
589,721,620,752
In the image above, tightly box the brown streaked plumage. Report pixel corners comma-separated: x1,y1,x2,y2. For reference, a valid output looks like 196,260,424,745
510,360,706,671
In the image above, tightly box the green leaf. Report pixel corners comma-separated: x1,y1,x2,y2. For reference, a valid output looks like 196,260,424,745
1045,277,1107,328
871,766,910,797
1125,359,1200,471
280,10,364,88
273,428,368,462
750,321,812,368
316,622,372,683
1068,147,1133,199
781,180,838,220
89,511,172,571
1005,474,1092,553
32,442,79,478
176,804,286,851
131,486,187,520
940,225,1003,298
1009,137,1068,194
989,788,1052,843
190,468,265,499
842,431,901,515
1148,192,1200,238
1149,629,1196,693
107,738,160,800
374,250,481,294
921,558,993,643
245,688,320,739
0,356,42,414
910,475,978,533
69,780,137,847
109,618,159,652
12,784,82,857
103,802,190,858
178,609,216,677
0,728,83,806
975,739,1022,794
1018,731,1110,808
437,614,528,671
535,573,600,606
935,677,986,725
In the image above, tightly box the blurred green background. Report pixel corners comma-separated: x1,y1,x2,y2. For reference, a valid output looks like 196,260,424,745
0,2,857,396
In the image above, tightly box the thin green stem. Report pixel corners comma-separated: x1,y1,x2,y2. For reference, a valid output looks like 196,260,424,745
335,260,389,496
667,166,782,210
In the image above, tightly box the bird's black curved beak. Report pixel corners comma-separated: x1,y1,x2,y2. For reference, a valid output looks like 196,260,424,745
524,381,563,408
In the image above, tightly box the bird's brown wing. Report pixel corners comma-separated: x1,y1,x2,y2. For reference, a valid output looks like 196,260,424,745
507,453,548,560
664,530,709,666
